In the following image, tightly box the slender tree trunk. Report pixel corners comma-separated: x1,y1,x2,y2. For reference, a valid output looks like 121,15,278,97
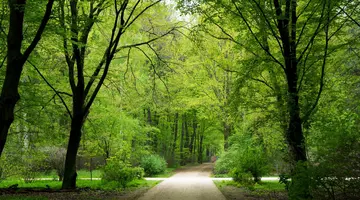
171,113,178,167
198,132,204,164
180,114,185,165
184,114,189,149
153,111,158,152
189,115,197,163
147,108,152,124
146,108,152,147
223,122,231,150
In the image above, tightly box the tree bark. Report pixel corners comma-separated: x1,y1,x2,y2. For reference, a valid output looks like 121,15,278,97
170,113,178,167
223,122,231,150
274,0,307,165
198,131,204,164
274,0,309,197
180,114,185,165
184,114,189,148
0,0,54,157
62,110,84,189
189,114,197,162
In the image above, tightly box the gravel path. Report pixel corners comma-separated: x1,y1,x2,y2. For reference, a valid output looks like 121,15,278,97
137,163,227,200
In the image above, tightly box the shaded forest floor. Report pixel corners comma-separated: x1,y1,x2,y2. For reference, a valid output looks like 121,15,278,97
0,180,160,200
0,188,148,200
214,180,288,200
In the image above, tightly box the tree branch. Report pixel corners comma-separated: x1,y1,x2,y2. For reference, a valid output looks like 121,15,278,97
22,0,55,61
27,60,72,119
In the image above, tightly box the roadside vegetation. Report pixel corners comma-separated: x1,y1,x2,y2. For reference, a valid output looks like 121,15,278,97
1,0,360,199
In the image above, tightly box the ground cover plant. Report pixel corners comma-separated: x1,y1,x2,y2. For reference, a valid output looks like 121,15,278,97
0,0,359,199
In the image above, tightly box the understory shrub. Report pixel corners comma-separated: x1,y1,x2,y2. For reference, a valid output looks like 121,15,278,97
230,168,255,189
43,147,66,181
311,143,359,200
140,154,167,176
285,142,360,200
215,134,270,184
102,157,144,188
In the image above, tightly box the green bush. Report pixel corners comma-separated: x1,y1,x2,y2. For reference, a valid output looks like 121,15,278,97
215,134,270,184
140,154,167,176
230,168,255,189
102,157,144,188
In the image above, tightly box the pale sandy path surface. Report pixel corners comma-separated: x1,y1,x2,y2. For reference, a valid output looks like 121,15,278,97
137,163,227,200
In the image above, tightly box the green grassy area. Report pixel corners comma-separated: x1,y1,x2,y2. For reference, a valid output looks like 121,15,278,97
254,181,285,191
214,180,287,199
0,197,48,200
33,170,102,179
0,179,160,191
211,173,231,178
150,168,177,178
214,180,286,191
0,179,160,200
77,170,102,178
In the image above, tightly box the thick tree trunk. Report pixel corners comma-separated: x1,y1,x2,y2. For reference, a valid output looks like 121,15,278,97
273,0,307,165
0,0,25,157
0,63,23,156
62,114,84,189
0,0,54,157
286,69,306,163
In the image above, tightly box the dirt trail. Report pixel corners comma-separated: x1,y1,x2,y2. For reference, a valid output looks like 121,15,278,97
137,163,227,200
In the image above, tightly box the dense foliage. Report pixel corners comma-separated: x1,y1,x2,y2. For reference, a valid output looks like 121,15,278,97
140,154,167,176
102,157,144,188
0,0,359,198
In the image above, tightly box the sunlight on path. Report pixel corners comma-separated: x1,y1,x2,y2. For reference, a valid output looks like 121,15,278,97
137,163,227,200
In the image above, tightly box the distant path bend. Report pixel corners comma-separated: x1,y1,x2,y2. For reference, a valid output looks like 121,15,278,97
137,163,226,200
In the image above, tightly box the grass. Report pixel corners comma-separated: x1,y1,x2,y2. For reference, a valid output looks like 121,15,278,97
254,181,285,191
0,179,160,191
211,173,231,178
214,180,288,200
214,180,286,191
77,170,102,178
33,170,102,179
0,179,160,200
0,197,48,200
150,168,177,178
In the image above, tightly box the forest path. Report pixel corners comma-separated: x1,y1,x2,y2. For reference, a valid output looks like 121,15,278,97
137,163,227,200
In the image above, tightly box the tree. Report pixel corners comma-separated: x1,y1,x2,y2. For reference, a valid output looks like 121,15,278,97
56,0,176,189
0,0,54,157
178,0,350,197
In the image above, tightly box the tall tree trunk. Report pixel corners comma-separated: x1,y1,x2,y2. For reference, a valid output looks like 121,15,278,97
189,115,197,163
170,113,178,167
0,0,54,157
180,114,185,165
198,132,204,164
62,92,85,189
146,108,152,147
273,0,309,198
147,108,152,124
184,114,189,149
223,122,231,150
286,70,306,163
62,114,84,189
